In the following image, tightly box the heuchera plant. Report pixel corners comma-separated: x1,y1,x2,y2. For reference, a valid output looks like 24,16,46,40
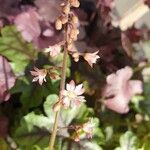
1,0,150,149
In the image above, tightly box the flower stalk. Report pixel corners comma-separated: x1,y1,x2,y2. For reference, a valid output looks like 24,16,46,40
47,0,94,148
48,0,82,148
48,24,68,150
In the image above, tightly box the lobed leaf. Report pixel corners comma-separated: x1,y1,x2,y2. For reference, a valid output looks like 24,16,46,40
0,26,37,73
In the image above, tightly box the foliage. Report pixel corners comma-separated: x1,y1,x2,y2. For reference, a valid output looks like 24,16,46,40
0,0,150,150
0,26,37,73
13,94,104,149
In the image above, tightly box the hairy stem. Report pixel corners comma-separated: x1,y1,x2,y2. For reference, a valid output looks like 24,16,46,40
49,25,68,150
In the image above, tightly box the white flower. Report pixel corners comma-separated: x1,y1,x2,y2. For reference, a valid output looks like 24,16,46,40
83,51,100,67
61,80,86,108
45,45,61,57
82,118,95,138
30,67,47,85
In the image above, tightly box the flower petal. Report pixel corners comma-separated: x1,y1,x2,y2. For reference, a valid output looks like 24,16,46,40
67,80,75,91
75,84,84,95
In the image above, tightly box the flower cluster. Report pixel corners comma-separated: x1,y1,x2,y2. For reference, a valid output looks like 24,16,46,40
72,118,95,142
61,80,86,108
30,0,99,145
30,67,47,85
55,0,80,51
53,80,86,111
55,0,80,30
30,66,61,85
43,0,100,67
58,0,100,67
43,0,81,59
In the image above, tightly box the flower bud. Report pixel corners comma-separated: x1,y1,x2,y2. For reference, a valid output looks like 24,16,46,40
72,132,80,142
70,28,79,40
62,4,70,14
69,0,80,8
67,38,73,44
74,135,80,142
60,15,68,24
68,43,73,50
55,19,62,30
72,52,79,62
72,15,79,24
135,114,143,123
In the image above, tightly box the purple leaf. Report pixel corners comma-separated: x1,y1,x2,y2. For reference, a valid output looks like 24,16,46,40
15,8,41,42
99,0,114,7
34,0,62,22
0,116,9,138
103,66,143,114
0,56,16,103
0,0,20,17
33,30,64,49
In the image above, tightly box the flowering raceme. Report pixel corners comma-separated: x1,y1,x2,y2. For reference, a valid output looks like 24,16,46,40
103,66,143,114
61,80,86,108
30,67,47,85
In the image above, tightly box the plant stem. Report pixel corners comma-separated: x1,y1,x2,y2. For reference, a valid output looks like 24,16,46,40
49,26,68,150
134,63,150,73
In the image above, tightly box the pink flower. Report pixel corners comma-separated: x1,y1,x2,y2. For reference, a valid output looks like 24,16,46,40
45,45,61,57
30,67,47,85
83,51,100,67
82,118,95,139
103,66,143,114
61,80,86,108
15,9,41,42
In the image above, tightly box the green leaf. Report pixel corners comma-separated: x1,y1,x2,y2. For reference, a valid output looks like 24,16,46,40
11,78,52,109
14,112,51,149
44,94,90,126
0,26,37,73
0,138,9,150
43,94,58,123
142,41,150,60
140,82,150,114
142,140,150,150
32,145,42,150
131,95,144,112
61,103,89,125
13,94,104,149
60,140,103,150
80,141,103,150
115,131,139,150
